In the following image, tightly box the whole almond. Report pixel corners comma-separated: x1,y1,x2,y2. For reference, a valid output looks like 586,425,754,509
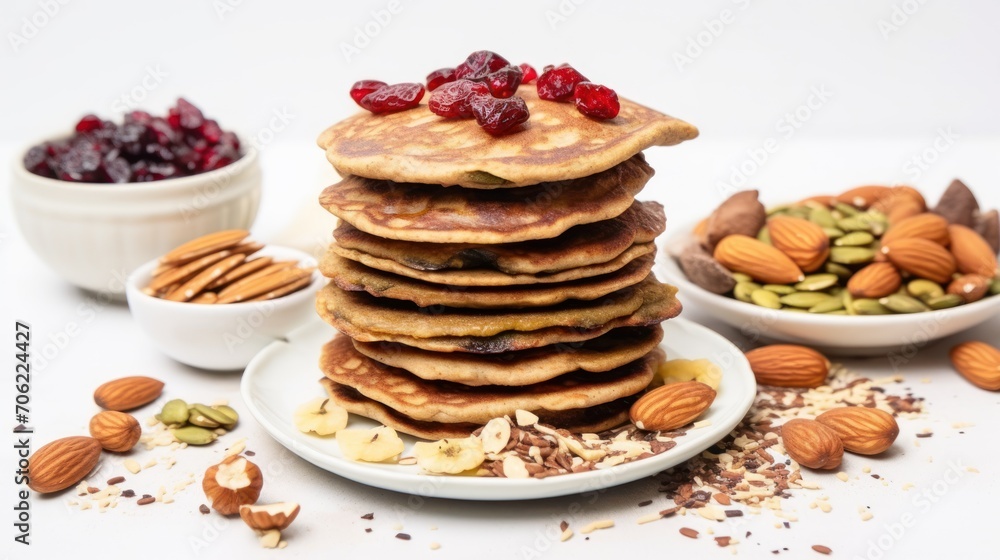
949,340,1000,391
768,216,831,273
629,381,716,431
948,224,998,278
885,199,925,225
880,213,950,246
947,274,990,303
93,376,164,412
89,411,142,453
798,194,837,207
745,345,830,388
871,186,927,215
815,407,899,455
837,185,892,209
781,419,843,470
705,190,767,250
714,235,805,284
27,436,102,493
881,238,957,284
847,262,902,299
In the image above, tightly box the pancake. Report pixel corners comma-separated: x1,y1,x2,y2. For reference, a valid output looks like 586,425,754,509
317,85,698,189
321,252,654,308
318,279,681,353
320,380,632,439
353,325,663,386
331,200,666,275
317,154,653,244
319,335,662,424
315,275,664,338
329,241,655,287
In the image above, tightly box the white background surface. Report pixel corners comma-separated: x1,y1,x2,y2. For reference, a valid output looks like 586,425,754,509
2,1,1000,559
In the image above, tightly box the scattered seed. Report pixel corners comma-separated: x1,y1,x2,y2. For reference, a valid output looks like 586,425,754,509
199,504,210,514
137,497,155,506
812,544,832,555
395,533,411,541
120,490,135,498
715,536,732,547
725,510,743,518
637,500,652,507
580,520,614,534
680,527,699,539
361,512,374,520
106,476,125,485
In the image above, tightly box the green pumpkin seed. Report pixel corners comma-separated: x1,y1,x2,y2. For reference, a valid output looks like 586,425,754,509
989,277,1000,296
879,294,930,314
829,246,876,265
795,274,840,292
786,206,811,220
824,310,849,315
751,289,782,309
907,279,945,301
808,206,837,228
757,226,772,245
734,282,762,303
926,294,965,310
809,297,846,313
842,290,857,315
160,399,189,426
187,408,221,428
834,231,875,247
763,284,796,295
213,405,239,427
190,404,235,427
782,307,809,313
853,298,893,315
822,227,846,239
781,292,836,308
766,204,792,216
834,202,859,217
825,262,853,279
837,216,874,232
731,272,754,283
172,425,218,446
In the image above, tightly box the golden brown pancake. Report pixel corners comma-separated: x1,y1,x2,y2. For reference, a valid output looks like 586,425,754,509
321,252,654,309
317,280,681,353
319,335,661,424
331,200,666,275
317,154,653,244
329,242,655,287
317,86,698,188
315,276,667,338
352,326,662,386
320,379,632,439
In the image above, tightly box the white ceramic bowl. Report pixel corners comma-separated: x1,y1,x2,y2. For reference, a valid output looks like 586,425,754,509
125,245,324,371
659,225,1000,356
10,142,261,297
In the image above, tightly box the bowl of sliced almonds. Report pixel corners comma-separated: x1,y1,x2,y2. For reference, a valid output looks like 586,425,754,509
660,181,1000,356
125,230,323,370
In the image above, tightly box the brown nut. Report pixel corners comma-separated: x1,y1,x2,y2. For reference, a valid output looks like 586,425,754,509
88,411,141,453
815,407,899,455
202,455,263,515
27,436,102,494
629,381,716,432
240,502,301,531
93,376,164,412
744,345,830,388
781,419,844,470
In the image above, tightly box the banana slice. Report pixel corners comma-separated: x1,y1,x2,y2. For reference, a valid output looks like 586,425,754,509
480,418,512,455
337,426,404,462
293,397,348,436
656,358,722,391
413,437,485,474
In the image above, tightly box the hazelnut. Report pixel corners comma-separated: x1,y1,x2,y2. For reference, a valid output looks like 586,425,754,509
239,502,301,531
202,455,263,515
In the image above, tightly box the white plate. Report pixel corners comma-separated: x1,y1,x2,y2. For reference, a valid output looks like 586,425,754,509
659,223,1000,356
241,317,756,501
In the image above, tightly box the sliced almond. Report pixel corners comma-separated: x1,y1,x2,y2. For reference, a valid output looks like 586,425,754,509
204,257,273,290
164,254,247,302
229,241,266,257
147,250,234,293
159,230,250,266
217,267,312,304
247,273,314,302
190,292,219,304
214,261,299,299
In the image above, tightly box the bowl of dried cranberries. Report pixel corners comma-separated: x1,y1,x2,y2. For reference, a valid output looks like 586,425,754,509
11,98,261,296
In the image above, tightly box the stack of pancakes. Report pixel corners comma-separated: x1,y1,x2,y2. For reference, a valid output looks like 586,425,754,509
314,87,698,439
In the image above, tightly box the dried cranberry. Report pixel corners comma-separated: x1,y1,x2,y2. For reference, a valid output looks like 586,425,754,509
537,65,589,101
429,80,490,118
455,50,511,81
485,66,523,98
574,82,620,119
470,95,530,136
542,64,555,73
175,98,205,129
74,115,102,134
126,111,152,125
519,63,538,84
350,80,388,106
200,120,223,143
426,68,456,92
359,82,425,114
104,157,131,183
